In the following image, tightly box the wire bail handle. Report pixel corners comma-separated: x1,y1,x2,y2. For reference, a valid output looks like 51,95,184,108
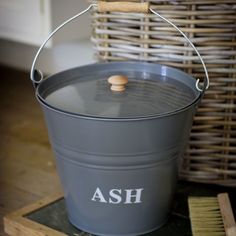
30,2,209,92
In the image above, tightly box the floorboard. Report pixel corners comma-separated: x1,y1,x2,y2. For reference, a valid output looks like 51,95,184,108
0,66,61,236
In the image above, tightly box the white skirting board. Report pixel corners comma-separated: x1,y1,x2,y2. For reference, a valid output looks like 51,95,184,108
0,38,95,74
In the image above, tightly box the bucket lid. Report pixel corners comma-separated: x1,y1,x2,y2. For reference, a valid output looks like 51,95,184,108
37,62,200,119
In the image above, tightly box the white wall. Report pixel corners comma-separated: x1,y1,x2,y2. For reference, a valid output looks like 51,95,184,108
0,0,95,74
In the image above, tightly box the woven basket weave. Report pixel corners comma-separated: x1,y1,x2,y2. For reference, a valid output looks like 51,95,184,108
90,0,236,186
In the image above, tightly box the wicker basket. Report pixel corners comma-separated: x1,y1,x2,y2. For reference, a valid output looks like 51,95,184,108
90,0,236,186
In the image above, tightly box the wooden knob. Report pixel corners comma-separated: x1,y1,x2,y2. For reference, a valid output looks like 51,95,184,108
108,75,128,92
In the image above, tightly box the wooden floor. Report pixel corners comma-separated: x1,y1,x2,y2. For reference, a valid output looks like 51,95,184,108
0,66,61,236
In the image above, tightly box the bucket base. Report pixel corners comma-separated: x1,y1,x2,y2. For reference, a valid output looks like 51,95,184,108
68,214,169,236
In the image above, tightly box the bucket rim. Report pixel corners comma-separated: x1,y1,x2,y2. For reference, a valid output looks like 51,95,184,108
36,61,202,121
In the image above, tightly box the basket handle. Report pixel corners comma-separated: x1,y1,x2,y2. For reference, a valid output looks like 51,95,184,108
30,2,209,92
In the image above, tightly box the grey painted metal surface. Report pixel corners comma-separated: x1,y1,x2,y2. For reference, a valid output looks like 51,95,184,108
35,62,201,235
38,62,198,119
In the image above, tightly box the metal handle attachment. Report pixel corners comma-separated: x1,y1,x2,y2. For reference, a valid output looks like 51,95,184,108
30,2,209,92
30,4,96,85
149,8,209,92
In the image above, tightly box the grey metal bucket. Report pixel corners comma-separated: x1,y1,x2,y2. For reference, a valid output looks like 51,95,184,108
30,3,209,236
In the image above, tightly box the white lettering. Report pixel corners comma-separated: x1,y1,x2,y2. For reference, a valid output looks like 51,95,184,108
109,189,122,204
124,188,144,204
91,187,107,203
91,187,144,204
